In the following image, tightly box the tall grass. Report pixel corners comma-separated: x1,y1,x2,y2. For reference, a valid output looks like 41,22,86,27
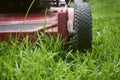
0,0,120,80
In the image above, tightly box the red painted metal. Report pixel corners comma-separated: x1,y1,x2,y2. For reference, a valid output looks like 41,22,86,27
0,7,71,42
58,9,68,43
0,12,57,25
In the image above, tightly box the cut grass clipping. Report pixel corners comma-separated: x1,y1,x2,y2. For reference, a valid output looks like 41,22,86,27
0,0,120,80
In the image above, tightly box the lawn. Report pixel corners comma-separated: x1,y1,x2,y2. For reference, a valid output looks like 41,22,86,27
0,0,120,80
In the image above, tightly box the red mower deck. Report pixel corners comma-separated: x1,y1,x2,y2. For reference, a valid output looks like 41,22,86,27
0,7,73,42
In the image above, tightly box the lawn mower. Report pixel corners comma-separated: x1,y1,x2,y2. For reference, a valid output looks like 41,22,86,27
0,0,92,51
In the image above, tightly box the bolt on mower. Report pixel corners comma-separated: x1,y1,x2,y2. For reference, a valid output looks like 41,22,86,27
0,0,92,51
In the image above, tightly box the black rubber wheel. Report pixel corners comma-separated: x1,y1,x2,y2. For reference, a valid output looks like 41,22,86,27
74,0,84,5
72,2,92,51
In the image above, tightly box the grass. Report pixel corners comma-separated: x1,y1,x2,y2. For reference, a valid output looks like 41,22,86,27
0,0,120,80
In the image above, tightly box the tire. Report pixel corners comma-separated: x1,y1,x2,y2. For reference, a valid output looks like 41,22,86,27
74,0,84,5
72,2,92,51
